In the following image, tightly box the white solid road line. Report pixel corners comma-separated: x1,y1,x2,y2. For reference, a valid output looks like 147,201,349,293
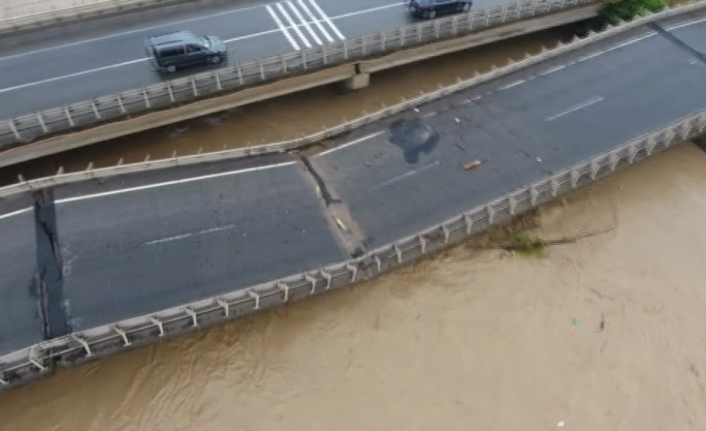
369,160,440,191
297,0,334,43
55,161,297,204
276,2,312,48
316,131,386,156
0,2,397,94
266,4,301,51
266,0,345,50
545,96,604,121
0,206,33,222
287,0,323,45
0,58,148,95
309,0,346,40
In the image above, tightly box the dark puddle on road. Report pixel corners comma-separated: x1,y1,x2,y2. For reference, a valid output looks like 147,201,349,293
388,119,439,164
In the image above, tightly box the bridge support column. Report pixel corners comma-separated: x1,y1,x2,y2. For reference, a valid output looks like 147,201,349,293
342,72,370,91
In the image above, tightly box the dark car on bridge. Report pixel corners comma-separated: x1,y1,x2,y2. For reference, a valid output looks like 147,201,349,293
145,31,228,74
408,0,473,19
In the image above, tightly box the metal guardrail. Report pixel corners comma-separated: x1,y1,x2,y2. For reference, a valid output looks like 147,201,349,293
1,0,704,199
2,101,705,393
2,0,706,393
0,0,599,150
0,0,189,33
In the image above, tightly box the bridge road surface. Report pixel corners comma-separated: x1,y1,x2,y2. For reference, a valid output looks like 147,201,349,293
2,9,706,355
0,0,515,120
307,10,706,247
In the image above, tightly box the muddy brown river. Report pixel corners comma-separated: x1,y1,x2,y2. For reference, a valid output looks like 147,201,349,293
2,26,706,431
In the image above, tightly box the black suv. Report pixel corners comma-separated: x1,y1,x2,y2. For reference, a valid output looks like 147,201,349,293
145,31,228,74
408,0,472,19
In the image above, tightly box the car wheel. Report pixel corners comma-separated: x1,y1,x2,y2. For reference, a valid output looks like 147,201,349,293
462,3,471,12
166,64,176,73
210,56,221,64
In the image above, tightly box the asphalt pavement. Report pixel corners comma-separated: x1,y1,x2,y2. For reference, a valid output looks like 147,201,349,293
0,0,515,119
2,12,706,358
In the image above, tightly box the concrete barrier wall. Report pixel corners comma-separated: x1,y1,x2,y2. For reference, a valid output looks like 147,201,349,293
0,0,601,168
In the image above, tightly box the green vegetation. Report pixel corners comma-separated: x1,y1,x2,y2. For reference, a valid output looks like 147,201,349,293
509,231,545,256
599,0,668,25
574,0,668,34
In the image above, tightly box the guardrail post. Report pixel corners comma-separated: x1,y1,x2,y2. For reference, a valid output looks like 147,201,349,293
381,32,386,51
280,55,288,73
141,90,151,109
248,290,260,309
400,27,406,47
452,15,459,35
0,373,6,385
484,9,491,25
301,51,308,70
29,347,46,371
346,264,358,282
214,72,223,91
468,13,474,30
190,78,199,96
501,5,508,22
416,24,422,42
570,169,580,188
217,298,230,317
609,153,620,170
321,270,333,289
184,307,198,327
305,274,317,293
393,243,403,263
72,335,93,357
590,160,600,179
116,94,126,114
150,316,165,337
418,234,428,253
374,254,382,272
236,64,244,85
362,37,367,55
550,178,560,197
277,281,290,302
322,44,328,65
486,205,496,224
434,21,440,38
6,119,20,141
165,83,176,103
36,112,48,133
89,99,102,120
258,61,266,80
464,213,474,234
343,39,349,60
530,186,539,206
64,106,75,127
113,325,131,346
628,143,638,163
508,196,517,215
441,224,450,243
531,0,538,15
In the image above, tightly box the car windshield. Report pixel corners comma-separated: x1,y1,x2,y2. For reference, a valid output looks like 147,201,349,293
200,36,212,48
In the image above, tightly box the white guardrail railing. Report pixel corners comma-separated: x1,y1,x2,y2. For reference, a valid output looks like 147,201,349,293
2,104,705,392
0,0,599,150
0,0,189,33
0,0,703,199
1,1,705,393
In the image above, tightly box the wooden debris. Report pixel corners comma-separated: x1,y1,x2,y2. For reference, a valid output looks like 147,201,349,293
463,160,482,170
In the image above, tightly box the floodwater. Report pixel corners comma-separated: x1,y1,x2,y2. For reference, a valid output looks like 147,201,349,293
2,141,706,430
3,22,706,431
